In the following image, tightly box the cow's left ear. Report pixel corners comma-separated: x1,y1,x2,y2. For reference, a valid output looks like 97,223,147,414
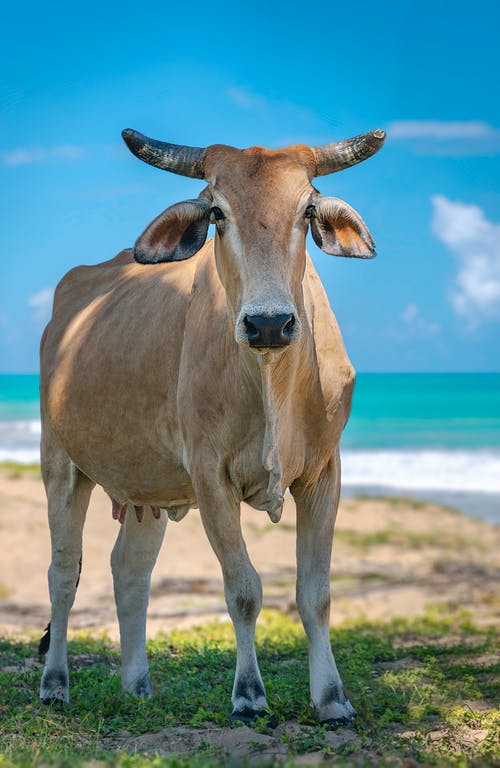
134,196,211,264
310,197,376,259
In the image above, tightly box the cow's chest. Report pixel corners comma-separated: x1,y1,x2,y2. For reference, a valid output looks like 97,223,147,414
182,384,332,510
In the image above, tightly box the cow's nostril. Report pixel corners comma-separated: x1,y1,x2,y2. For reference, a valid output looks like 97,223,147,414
243,313,296,348
243,315,260,340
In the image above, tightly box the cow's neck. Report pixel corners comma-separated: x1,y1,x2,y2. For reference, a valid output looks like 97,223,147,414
242,331,312,524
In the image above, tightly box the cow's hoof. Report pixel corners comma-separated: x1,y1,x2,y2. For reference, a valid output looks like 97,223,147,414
127,672,153,698
321,715,354,729
40,669,69,705
320,700,357,728
230,707,278,729
41,694,67,706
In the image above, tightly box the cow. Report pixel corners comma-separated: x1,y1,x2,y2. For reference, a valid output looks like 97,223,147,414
38,127,385,726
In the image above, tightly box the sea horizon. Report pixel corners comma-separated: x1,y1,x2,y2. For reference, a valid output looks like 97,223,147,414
1,372,499,523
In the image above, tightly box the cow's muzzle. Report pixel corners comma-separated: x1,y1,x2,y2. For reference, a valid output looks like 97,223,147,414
243,313,296,349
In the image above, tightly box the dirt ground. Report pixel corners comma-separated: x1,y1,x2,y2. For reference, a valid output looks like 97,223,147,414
0,468,498,637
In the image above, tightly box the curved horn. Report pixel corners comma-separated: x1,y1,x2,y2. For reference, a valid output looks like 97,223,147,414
122,128,206,179
314,129,386,177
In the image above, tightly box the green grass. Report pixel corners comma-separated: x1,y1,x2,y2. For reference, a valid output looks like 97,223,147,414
345,495,461,515
334,526,480,552
0,611,498,767
0,462,41,479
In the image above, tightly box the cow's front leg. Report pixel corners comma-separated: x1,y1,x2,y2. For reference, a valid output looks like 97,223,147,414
292,453,356,725
110,507,167,696
197,483,269,723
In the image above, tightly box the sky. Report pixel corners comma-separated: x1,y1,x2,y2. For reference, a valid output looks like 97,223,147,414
1,0,499,373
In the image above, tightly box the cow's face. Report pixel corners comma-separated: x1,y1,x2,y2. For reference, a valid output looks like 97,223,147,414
122,129,384,352
203,146,317,349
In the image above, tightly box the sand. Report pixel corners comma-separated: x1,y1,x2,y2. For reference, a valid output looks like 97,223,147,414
0,468,498,638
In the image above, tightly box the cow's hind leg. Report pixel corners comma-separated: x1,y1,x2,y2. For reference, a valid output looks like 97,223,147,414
292,452,356,725
110,507,167,696
40,438,94,704
197,485,269,724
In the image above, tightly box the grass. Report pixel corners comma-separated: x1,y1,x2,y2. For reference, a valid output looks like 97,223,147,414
343,495,461,515
0,462,41,480
0,610,498,767
334,526,480,552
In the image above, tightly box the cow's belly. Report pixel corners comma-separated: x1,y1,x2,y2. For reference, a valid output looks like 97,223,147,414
78,446,195,509
42,333,193,502
45,400,196,508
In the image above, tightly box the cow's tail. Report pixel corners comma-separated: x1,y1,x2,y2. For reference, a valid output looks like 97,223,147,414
38,555,82,656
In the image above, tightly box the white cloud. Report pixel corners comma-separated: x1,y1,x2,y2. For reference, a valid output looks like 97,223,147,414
227,87,266,109
402,303,418,323
389,120,496,139
431,195,500,324
401,303,440,335
29,288,54,325
388,120,500,155
2,145,84,167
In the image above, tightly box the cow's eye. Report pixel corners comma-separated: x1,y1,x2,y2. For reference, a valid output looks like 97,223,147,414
304,204,316,219
210,206,226,223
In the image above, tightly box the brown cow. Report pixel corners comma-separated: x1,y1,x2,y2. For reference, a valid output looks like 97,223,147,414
39,128,385,725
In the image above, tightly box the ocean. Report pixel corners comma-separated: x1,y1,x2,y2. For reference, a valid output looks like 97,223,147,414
1,373,499,523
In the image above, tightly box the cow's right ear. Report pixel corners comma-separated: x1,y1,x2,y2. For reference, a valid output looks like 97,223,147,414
134,197,211,264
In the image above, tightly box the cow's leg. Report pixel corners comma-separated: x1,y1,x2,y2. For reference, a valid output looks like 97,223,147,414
40,438,94,704
197,486,268,723
292,452,356,725
110,507,167,696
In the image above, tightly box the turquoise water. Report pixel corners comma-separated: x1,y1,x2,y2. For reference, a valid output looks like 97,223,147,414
343,373,500,449
0,374,40,421
0,373,499,521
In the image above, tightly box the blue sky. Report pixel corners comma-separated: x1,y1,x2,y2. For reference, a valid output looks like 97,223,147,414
1,0,499,372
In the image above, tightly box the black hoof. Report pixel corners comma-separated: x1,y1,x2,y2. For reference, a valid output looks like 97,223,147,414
130,672,153,698
230,707,278,729
320,714,356,729
41,694,67,707
40,670,69,706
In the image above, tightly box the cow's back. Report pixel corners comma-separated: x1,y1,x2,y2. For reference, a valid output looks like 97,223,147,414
41,246,208,506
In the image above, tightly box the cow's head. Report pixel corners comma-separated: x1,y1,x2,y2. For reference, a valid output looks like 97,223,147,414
122,128,385,351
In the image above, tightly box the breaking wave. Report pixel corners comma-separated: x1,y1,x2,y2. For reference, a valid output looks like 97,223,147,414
341,448,500,494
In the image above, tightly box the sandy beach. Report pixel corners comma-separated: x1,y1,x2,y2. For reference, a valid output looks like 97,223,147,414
1,467,498,638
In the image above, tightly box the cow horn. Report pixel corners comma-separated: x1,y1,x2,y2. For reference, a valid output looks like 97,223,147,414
122,129,206,179
313,129,386,177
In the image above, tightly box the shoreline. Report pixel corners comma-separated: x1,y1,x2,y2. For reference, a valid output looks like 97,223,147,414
342,484,500,524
